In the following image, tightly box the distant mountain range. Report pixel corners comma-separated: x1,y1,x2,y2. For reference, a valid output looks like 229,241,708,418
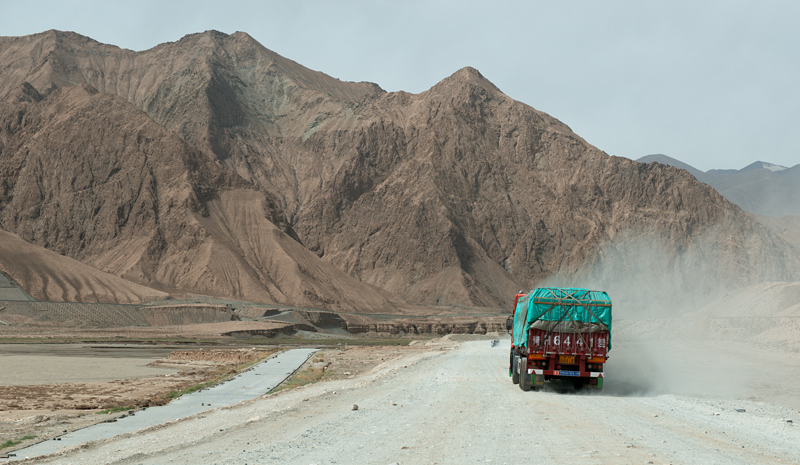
638,155,800,218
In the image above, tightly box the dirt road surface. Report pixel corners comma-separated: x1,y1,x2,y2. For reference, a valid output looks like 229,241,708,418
22,340,800,465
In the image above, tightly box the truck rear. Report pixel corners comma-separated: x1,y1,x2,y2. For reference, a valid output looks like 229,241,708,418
507,288,612,391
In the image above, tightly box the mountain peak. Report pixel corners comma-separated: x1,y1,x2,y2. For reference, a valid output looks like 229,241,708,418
432,66,504,96
36,29,105,49
452,66,484,80
174,29,232,48
741,161,788,172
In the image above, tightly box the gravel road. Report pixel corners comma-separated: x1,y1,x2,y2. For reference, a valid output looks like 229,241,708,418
24,340,800,465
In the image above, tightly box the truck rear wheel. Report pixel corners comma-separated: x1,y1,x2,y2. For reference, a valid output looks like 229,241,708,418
519,357,532,391
511,354,520,384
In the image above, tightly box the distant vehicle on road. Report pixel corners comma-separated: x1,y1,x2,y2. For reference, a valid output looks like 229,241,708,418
507,288,612,391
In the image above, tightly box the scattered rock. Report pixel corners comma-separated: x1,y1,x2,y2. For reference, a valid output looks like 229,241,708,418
352,404,359,411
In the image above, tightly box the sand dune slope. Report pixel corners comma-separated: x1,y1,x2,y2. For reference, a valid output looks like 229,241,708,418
0,228,169,303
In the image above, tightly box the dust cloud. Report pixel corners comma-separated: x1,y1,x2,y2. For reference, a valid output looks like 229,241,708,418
538,231,800,410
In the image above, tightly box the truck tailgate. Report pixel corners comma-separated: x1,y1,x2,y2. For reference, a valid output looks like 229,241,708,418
528,328,609,357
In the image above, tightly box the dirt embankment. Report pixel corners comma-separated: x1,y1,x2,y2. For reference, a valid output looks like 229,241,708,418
342,319,503,335
154,348,275,366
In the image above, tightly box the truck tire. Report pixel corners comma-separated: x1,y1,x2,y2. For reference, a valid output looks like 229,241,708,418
519,357,532,391
511,354,520,384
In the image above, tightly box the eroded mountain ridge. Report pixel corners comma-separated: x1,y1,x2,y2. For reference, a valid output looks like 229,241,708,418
0,30,796,310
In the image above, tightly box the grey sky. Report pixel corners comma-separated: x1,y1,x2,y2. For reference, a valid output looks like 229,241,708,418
2,0,798,171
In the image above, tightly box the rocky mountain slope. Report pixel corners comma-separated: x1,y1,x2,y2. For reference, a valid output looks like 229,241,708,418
1,30,798,310
0,78,397,311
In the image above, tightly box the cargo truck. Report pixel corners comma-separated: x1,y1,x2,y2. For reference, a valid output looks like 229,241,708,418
506,288,612,391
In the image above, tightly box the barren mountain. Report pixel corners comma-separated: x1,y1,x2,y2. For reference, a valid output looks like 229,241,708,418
0,79,398,311
706,165,800,217
1,30,798,310
638,154,800,218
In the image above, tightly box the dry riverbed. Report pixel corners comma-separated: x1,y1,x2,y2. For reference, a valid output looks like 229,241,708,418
0,346,280,454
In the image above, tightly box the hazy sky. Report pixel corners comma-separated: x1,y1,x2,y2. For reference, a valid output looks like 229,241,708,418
2,0,798,171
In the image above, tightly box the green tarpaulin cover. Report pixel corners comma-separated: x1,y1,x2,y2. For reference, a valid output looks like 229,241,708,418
512,288,612,349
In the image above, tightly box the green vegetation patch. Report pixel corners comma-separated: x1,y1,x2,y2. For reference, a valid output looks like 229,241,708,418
1,435,36,450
